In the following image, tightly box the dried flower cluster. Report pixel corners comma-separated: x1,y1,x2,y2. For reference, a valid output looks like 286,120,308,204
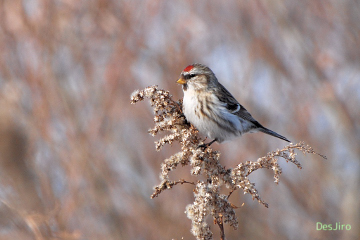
130,85,326,240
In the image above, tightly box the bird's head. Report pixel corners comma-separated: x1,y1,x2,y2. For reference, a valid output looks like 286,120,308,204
177,63,217,91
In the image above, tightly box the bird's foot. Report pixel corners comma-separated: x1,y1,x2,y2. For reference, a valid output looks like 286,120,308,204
197,139,217,150
197,143,209,150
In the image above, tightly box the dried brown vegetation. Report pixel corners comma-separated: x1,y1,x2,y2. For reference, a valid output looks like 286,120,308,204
131,85,326,239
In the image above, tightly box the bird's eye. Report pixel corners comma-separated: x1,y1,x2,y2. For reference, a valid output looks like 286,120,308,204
186,74,196,79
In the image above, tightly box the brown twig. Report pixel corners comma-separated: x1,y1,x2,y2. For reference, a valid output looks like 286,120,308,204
215,214,225,240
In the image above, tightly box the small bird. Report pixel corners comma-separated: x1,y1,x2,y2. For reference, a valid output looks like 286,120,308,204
177,63,290,147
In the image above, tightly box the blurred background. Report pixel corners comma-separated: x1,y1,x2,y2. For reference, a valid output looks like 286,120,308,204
0,0,359,239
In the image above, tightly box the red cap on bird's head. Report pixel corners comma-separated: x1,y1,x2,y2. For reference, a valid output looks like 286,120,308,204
183,65,194,72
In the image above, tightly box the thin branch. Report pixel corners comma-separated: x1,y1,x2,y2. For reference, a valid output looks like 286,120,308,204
215,214,225,240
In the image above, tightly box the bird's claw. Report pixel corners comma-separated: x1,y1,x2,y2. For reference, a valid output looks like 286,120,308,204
196,139,217,150
197,143,209,150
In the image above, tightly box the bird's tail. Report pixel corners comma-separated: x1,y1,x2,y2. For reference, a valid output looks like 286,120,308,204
259,127,290,142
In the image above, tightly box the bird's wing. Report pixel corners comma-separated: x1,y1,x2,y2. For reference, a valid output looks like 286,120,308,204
215,83,263,127
214,83,290,142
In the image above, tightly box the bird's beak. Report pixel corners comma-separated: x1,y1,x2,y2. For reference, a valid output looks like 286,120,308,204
177,78,186,85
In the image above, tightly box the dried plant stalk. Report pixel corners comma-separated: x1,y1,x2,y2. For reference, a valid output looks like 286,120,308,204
131,85,326,240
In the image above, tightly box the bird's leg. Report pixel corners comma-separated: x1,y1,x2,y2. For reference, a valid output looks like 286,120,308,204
207,139,217,146
197,139,217,149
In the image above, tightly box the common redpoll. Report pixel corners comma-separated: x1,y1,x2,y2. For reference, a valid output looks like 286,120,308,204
177,63,290,147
